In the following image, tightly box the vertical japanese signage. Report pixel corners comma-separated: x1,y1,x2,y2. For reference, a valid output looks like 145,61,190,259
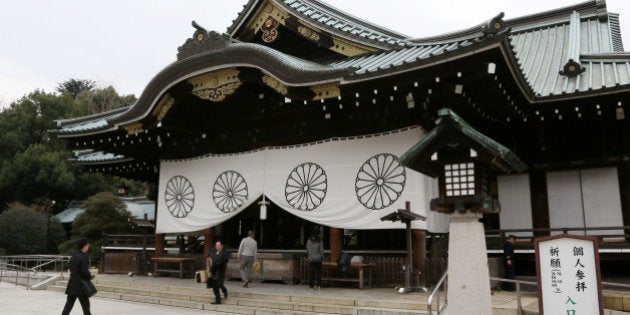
535,234,603,315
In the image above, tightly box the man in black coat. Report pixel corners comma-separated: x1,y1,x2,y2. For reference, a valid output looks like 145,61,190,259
502,235,516,291
209,240,229,304
62,237,94,315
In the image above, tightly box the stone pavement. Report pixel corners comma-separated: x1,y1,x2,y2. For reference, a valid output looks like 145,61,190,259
2,273,629,315
0,273,530,315
0,281,215,315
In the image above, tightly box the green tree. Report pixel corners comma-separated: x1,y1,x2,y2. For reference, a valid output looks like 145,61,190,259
0,205,65,254
58,192,134,260
0,144,76,204
0,85,145,211
56,79,96,99
0,90,85,161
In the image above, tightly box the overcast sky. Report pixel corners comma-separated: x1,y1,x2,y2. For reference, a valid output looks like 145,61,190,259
1,0,628,110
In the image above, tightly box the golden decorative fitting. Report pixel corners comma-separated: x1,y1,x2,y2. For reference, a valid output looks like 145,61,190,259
311,83,340,101
297,25,320,42
123,122,144,135
262,74,288,95
151,94,175,121
247,0,289,34
188,68,242,102
261,16,280,43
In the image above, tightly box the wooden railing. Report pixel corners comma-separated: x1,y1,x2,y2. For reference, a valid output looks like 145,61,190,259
299,255,444,288
102,252,206,275
102,234,156,249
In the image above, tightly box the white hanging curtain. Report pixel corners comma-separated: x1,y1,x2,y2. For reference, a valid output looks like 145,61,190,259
156,127,448,233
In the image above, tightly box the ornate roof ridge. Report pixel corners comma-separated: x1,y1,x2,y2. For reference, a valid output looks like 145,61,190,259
177,21,241,61
227,0,411,49
177,20,349,74
279,0,409,39
409,13,507,45
89,35,356,134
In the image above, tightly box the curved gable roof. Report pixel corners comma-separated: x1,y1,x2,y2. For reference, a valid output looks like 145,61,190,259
227,0,411,49
55,34,356,137
55,0,630,138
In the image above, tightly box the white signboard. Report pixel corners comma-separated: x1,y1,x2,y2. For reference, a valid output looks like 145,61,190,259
535,234,603,315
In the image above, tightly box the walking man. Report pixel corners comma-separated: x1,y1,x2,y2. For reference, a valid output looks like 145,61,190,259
209,241,229,304
238,230,257,288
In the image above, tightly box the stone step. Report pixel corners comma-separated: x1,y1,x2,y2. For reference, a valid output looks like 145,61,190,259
47,279,428,315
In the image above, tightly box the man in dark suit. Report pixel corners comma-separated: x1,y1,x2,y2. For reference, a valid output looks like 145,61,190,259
502,235,516,291
62,237,94,315
209,240,229,304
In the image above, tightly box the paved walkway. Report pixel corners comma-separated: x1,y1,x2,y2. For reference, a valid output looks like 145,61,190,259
2,274,627,315
0,273,533,315
0,281,217,315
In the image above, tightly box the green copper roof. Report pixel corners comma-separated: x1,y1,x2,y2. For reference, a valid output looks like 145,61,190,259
399,108,527,177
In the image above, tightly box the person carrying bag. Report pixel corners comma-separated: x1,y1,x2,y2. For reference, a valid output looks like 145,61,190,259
61,238,95,315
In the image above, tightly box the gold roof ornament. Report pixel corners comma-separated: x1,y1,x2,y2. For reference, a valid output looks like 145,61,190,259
188,69,242,102
123,122,144,135
262,74,288,95
311,83,340,101
261,16,280,43
151,94,175,122
247,1,290,34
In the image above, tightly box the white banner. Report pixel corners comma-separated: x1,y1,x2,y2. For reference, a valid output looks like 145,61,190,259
156,127,447,233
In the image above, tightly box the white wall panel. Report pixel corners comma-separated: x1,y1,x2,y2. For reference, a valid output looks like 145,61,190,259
547,170,585,235
581,167,623,235
498,174,533,236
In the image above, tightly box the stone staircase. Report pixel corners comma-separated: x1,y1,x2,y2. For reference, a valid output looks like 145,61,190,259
47,278,428,315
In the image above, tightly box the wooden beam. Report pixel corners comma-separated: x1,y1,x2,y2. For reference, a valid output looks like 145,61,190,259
529,170,550,237
412,229,427,287
329,227,342,263
617,163,630,241
203,227,214,269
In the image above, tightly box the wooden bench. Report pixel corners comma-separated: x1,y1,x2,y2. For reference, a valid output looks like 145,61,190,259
151,257,196,278
321,261,374,289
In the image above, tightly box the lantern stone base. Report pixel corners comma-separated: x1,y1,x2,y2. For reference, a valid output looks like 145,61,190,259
447,212,492,314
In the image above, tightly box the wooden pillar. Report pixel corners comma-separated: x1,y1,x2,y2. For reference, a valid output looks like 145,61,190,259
329,227,342,263
154,233,165,257
412,229,427,287
529,170,550,236
203,227,214,266
617,163,630,241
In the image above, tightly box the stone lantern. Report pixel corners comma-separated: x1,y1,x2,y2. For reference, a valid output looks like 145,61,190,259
399,108,526,314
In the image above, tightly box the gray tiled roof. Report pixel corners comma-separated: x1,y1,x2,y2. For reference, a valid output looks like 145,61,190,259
72,150,130,164
228,0,411,48
54,106,129,135
508,10,630,98
328,39,475,75
327,3,630,99
56,197,155,223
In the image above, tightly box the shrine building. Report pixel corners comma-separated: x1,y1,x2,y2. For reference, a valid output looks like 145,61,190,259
54,0,630,284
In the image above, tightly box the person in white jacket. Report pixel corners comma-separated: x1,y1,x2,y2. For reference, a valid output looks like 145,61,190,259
238,230,257,287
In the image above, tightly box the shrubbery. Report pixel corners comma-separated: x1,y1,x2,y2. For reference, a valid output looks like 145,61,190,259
0,205,65,254
58,192,133,260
